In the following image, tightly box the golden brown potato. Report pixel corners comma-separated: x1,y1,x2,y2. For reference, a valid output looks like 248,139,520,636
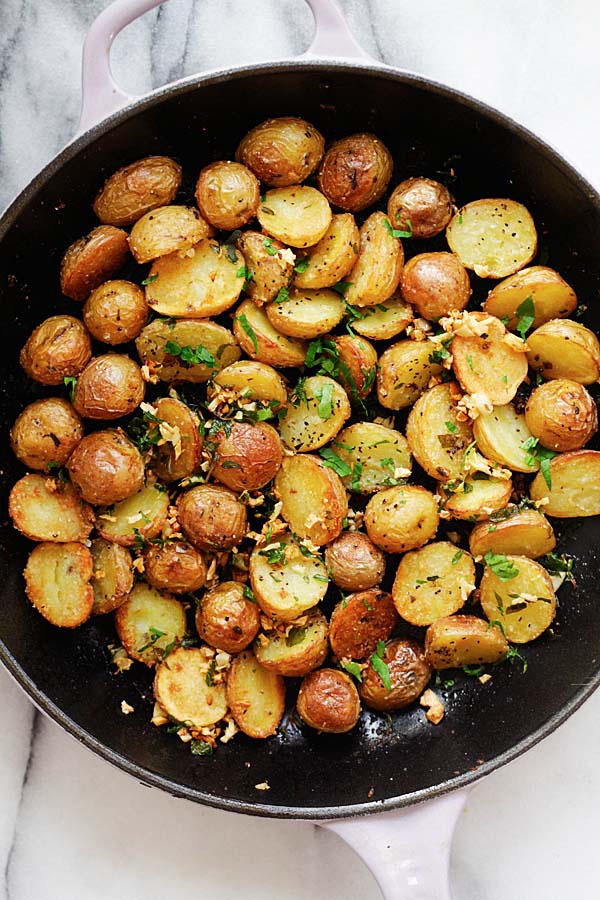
387,177,453,239
332,334,378,400
90,538,133,615
472,403,539,474
529,450,600,517
359,639,432,712
525,380,597,452
83,280,148,345
317,133,393,212
136,318,240,384
275,454,348,546
480,555,556,643
234,231,294,306
96,484,169,546
392,541,476,626
24,541,94,628
195,160,260,230
232,299,307,368
353,290,414,341
10,398,83,471
345,212,404,308
400,252,471,320
293,213,359,290
211,360,288,406
249,533,329,621
212,421,283,492
451,312,528,405
196,581,260,653
297,668,360,733
469,508,556,559
329,589,398,660
72,354,145,420
441,474,513,522
20,315,91,386
151,396,203,483
365,485,439,554
325,532,386,592
9,474,94,543
254,610,329,677
154,647,228,726
526,319,600,384
93,155,182,226
236,116,324,187
128,205,213,264
257,186,332,248
227,649,285,738
484,266,577,329
144,540,207,594
60,225,129,301
424,615,509,669
115,582,186,665
279,375,351,451
377,339,442,410
334,421,412,494
266,288,345,339
405,383,474,481
67,428,145,506
446,199,537,279
177,484,247,551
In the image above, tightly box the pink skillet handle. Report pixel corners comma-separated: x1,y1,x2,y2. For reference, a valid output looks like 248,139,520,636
76,0,374,136
319,790,469,900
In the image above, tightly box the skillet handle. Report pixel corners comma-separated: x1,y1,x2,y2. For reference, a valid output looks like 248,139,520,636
77,0,373,136
319,790,468,900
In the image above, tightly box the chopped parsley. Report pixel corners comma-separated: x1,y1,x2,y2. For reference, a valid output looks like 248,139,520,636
383,217,413,239
370,641,392,690
318,447,353,478
190,739,213,756
294,257,309,274
263,237,278,256
515,295,535,339
341,660,363,682
141,273,159,286
137,627,166,654
445,420,458,434
236,265,253,290
236,313,259,354
351,461,363,492
520,436,557,489
429,336,453,365
286,626,306,647
273,287,290,304
164,341,217,368
205,659,216,686
484,551,519,581
243,585,257,604
63,375,77,401
224,229,242,263
314,381,334,419
452,550,464,564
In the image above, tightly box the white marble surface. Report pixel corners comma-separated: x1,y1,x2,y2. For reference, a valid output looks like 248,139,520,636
2,1,600,898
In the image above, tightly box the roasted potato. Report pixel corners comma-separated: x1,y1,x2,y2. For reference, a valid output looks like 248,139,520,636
278,375,351,452
359,639,432,712
293,213,359,290
254,610,329,677
249,533,329,621
115,582,186,665
480,555,556,643
451,312,528,405
377,339,443,410
400,252,471,320
529,450,600,516
60,225,129,301
93,155,182,226
469,508,556,559
352,290,414,341
332,334,378,400
392,541,476,626
211,360,288,406
441,475,513,522
232,299,307,367
195,160,260,230
83,280,148,344
365,485,439,554
151,396,203,483
20,315,91,385
484,266,577,328
406,383,474,481
90,538,133,615
227,649,286,738
96,483,169,546
72,354,145,420
424,615,509,669
387,177,453,239
136,317,241,383
235,231,294,305
274,454,348,546
334,421,412,494
526,319,600,384
9,474,94,543
10,398,83,471
24,541,94,628
177,484,248,551
525,380,597,452
128,205,213,264
144,540,207,594
236,117,324,187
317,133,393,212
446,199,537,279
154,647,228,726
266,288,345,338
328,589,398,660
345,212,404,308
324,532,386,592
257,186,332,248
296,669,360,733
212,421,283,492
196,581,260,653
67,428,145,506
473,403,539,473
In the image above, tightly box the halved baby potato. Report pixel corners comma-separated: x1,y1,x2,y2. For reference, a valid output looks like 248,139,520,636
115,582,186,665
60,225,130,301
377,339,443,410
525,380,597,452
344,212,404,308
405,383,473,481
293,213,359,289
227,649,285,738
441,475,513,521
144,540,207,595
424,615,509,669
469,508,556,559
257,186,332,248
324,532,386,592
365,485,439,554
352,291,414,341
9,474,94,543
328,589,398,660
483,266,577,329
275,454,348,546
473,403,539,473
211,360,288,405
96,483,169,546
334,421,412,494
152,397,203,483
128,205,213,264
254,609,329,677
196,581,260,654
266,288,345,338
526,319,600,384
392,541,476,626
232,299,307,367
24,541,94,628
332,334,378,400
154,647,228,727
249,532,329,621
452,314,528,405
279,375,350,451
136,318,241,383
235,231,294,306
480,555,556,643
178,484,248,552
529,450,600,516
212,421,283,492
446,199,537,279
90,538,133,615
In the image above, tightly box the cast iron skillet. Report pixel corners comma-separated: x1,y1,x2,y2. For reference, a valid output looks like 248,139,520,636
1,0,599,837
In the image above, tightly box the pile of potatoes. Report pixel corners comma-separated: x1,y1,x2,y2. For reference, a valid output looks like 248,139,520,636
8,115,600,747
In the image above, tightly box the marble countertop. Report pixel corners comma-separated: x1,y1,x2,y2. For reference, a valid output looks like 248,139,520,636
2,1,600,898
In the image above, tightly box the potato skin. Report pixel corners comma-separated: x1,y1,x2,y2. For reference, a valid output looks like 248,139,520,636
332,334,378,399
196,581,260,653
128,205,213,264
83,280,148,345
325,532,386,592
60,225,129,301
144,541,207,594
90,538,133,615
177,485,247,551
93,155,182,226
359,639,432,712
152,396,203,484
212,421,283,492
424,615,509,670
400,252,471,320
67,428,144,506
72,354,145,420
328,589,398,661
387,177,453,239
20,315,91,385
10,398,83,470
296,668,361,733
525,379,597,452
317,133,393,212
234,231,294,305
195,161,260,230
365,485,439,554
236,116,325,187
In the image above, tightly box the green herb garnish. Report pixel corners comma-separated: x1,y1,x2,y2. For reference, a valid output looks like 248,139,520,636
164,340,217,368
314,381,334,419
515,295,535,338
141,273,158,286
318,447,353,478
236,312,259,354
484,551,519,581
190,739,213,756
370,640,392,690
63,375,77,401
383,217,413,239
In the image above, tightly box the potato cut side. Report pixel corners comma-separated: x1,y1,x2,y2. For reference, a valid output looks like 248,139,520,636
483,266,577,329
452,329,528,406
345,212,404,308
279,375,350,451
90,538,133,615
526,319,600,384
469,508,556,559
249,533,329,621
377,339,443,410
441,475,512,522
152,397,203,483
254,609,329,677
473,404,538,473
266,288,345,338
480,555,556,643
227,649,286,738
211,360,288,405
154,647,228,727
529,450,600,516
96,483,169,546
406,383,474,481
365,485,439,554
136,317,240,383
393,541,476,626
328,589,398,660
353,291,414,341
9,474,94,543
145,238,243,317
334,422,412,494
293,213,359,289
275,455,348,546
129,205,213,264
24,542,94,628
235,230,295,306
115,583,186,665
257,186,332,248
232,299,307,367
446,199,537,278
425,615,509,669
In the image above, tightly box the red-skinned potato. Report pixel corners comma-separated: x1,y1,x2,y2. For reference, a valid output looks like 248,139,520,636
72,354,145,420
317,133,393,212
67,428,145,506
20,315,91,386
212,422,283,491
296,668,361,733
196,581,260,653
60,225,129,301
387,177,453,239
400,252,471,320
177,485,248,551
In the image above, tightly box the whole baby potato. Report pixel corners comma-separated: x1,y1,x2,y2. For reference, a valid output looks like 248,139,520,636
72,354,145,420
10,398,83,471
365,485,439,554
196,581,260,653
359,639,432,712
60,225,129,301
236,117,325,187
67,428,144,506
195,161,260,230
296,668,361,734
177,484,248,551
525,379,598,452
212,421,283,492
93,155,182,226
387,177,453,239
317,133,393,212
83,280,148,344
144,540,207,594
325,532,386,592
400,252,471,320
20,315,91,385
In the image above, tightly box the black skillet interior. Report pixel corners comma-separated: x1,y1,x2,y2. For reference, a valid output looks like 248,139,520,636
1,64,600,819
